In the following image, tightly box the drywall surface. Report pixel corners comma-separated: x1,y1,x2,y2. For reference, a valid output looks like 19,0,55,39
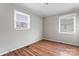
43,10,79,46
0,4,42,55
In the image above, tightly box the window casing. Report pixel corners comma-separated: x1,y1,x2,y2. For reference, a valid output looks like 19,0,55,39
59,14,76,34
14,10,30,30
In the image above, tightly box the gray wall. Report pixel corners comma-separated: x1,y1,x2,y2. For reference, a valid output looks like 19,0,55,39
43,10,79,46
0,4,43,55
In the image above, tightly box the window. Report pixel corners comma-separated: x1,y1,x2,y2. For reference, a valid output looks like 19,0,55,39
14,10,30,30
59,14,76,34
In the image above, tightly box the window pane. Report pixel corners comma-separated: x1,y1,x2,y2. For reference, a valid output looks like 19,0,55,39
59,14,76,33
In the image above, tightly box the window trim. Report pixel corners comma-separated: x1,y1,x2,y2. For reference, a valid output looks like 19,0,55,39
14,10,30,30
59,14,76,34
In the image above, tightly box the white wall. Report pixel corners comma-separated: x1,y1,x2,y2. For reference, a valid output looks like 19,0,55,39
43,10,79,46
0,4,43,55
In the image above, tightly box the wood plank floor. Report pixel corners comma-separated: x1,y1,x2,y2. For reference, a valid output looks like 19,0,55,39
3,40,79,56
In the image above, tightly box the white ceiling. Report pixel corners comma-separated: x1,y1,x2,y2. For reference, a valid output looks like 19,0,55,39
15,3,79,17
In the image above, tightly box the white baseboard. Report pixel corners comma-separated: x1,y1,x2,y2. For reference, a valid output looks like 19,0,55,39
0,51,9,56
0,39,42,56
44,38,79,46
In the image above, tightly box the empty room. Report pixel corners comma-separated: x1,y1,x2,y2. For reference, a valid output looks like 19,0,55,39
0,3,79,56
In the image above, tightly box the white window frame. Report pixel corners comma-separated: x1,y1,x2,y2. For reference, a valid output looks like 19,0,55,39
59,14,76,34
14,10,30,30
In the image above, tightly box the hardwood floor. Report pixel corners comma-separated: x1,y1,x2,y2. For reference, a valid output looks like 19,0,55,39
3,40,79,56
